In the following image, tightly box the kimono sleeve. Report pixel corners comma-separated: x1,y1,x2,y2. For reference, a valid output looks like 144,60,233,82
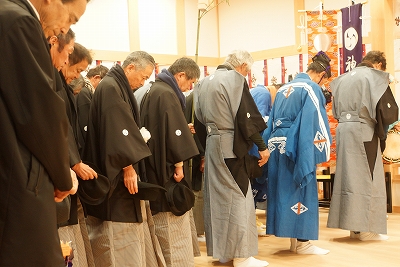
0,16,71,190
376,87,399,139
234,82,267,159
286,89,331,188
98,87,151,183
76,88,92,144
163,96,199,163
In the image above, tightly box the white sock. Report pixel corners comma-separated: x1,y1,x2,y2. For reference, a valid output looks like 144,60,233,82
359,232,389,241
296,241,330,255
233,257,269,267
219,258,232,263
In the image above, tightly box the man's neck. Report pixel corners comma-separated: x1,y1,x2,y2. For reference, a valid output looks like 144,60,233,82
26,0,41,20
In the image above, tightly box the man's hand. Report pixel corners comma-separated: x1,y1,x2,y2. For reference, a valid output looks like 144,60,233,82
199,157,205,173
258,149,270,167
54,170,79,202
123,165,138,194
188,123,196,134
174,166,184,182
394,122,400,132
54,189,70,202
72,161,97,180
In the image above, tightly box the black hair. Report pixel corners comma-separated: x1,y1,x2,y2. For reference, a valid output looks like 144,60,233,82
362,51,386,71
307,51,332,78
86,65,109,79
56,29,75,53
357,60,374,68
69,43,93,66
168,57,200,80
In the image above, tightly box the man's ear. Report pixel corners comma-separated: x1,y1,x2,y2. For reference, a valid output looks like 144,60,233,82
126,64,136,74
177,72,185,80
48,35,58,46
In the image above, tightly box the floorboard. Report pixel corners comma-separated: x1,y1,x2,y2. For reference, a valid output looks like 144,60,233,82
194,208,400,267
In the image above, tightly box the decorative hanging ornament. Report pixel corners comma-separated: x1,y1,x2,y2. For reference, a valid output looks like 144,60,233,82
297,14,306,46
313,1,331,52
314,33,331,51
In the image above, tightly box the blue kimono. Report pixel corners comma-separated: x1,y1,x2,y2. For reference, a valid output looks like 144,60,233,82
250,84,272,121
249,85,271,204
264,73,331,240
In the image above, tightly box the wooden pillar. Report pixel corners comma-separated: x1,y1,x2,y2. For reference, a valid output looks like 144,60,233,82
369,0,394,73
176,0,187,56
294,0,306,53
127,0,140,51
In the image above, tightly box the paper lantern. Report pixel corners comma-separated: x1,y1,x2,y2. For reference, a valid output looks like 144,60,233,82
313,33,332,52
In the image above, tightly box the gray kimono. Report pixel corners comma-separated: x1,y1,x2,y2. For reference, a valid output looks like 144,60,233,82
194,67,266,259
327,67,398,234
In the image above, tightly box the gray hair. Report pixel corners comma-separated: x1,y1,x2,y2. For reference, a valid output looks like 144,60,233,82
223,50,254,70
122,51,156,71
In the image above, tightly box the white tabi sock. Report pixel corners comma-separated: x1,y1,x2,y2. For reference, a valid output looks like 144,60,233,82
359,232,389,241
233,257,269,267
296,241,330,255
219,258,233,263
350,231,360,239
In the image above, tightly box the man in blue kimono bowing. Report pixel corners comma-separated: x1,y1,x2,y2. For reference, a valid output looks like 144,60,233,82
264,51,332,255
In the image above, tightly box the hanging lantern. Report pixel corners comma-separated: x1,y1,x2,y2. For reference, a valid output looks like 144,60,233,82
314,33,331,51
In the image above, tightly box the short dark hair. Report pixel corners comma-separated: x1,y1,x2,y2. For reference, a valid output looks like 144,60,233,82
362,51,387,71
357,60,374,68
307,51,331,78
57,29,75,53
69,43,93,66
168,57,200,80
86,65,109,79
122,51,155,71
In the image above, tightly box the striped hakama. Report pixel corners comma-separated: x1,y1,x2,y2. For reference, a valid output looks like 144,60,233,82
86,200,166,267
153,211,195,267
58,223,89,267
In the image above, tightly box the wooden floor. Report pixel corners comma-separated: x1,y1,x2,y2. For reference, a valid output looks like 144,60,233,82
194,208,400,267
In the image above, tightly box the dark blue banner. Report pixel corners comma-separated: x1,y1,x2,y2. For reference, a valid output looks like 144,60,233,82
341,3,362,73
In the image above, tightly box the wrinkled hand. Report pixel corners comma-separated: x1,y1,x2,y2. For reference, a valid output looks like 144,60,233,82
188,123,196,134
174,166,184,182
72,161,97,180
54,169,79,202
258,149,270,167
123,165,138,194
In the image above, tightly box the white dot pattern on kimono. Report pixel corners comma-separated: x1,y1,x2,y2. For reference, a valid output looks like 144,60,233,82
388,103,391,108
247,112,251,118
122,129,129,136
84,126,87,131
175,130,182,136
